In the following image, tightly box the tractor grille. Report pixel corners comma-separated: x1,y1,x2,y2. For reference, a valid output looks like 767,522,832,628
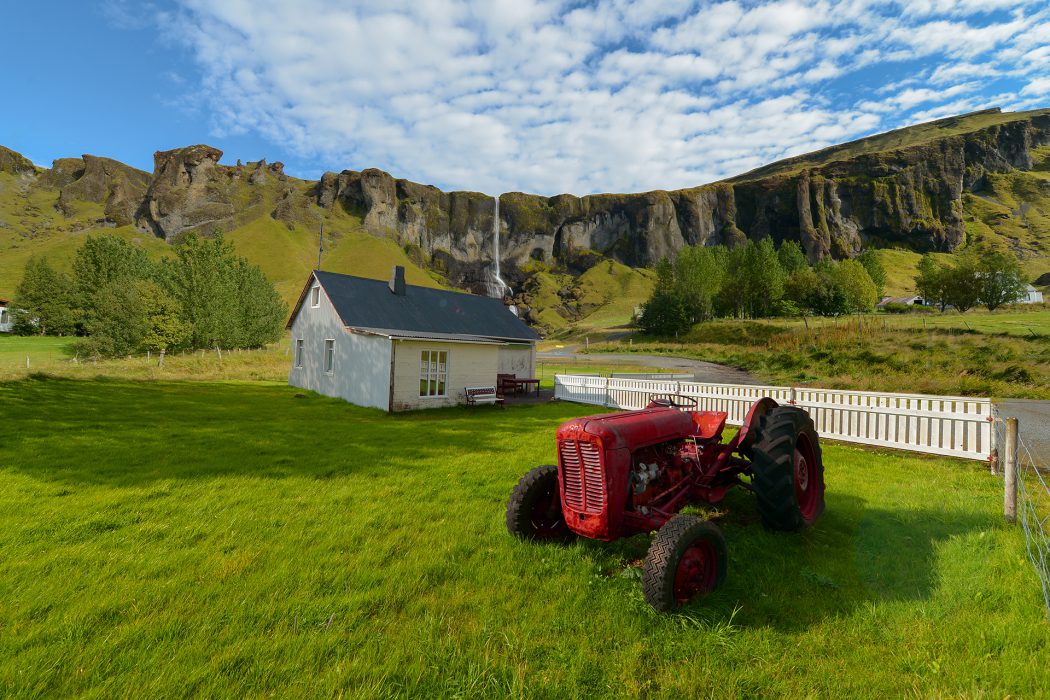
559,440,605,513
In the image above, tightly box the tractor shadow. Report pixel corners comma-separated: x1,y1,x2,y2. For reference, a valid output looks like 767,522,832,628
576,489,996,632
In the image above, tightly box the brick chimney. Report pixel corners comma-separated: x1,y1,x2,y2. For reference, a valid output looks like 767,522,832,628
389,265,406,295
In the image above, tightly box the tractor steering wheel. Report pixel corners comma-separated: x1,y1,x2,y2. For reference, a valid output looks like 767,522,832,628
647,394,698,409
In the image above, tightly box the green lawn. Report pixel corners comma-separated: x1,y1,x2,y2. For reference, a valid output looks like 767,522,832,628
0,335,73,371
0,377,1046,697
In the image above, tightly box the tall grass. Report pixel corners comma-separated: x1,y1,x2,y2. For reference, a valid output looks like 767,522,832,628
0,377,1047,697
590,315,1050,399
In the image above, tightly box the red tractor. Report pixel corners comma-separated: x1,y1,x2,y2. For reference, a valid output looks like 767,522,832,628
506,396,825,611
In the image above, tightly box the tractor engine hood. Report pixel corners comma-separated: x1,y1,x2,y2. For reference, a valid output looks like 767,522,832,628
557,407,696,450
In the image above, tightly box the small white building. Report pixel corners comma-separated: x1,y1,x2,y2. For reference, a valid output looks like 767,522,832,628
876,295,924,308
287,267,539,411
0,300,12,333
1023,284,1044,304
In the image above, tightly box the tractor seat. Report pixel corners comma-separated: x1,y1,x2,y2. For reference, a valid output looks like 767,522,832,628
691,411,728,440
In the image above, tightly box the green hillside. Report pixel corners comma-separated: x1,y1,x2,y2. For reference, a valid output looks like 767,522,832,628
730,108,1050,182
2,107,1048,333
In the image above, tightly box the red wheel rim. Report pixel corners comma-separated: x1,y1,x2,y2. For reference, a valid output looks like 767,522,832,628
794,433,819,521
531,487,567,540
673,539,718,604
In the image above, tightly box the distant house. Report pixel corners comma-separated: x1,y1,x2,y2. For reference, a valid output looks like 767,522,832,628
286,267,540,411
0,300,12,333
1023,284,1044,304
877,295,924,308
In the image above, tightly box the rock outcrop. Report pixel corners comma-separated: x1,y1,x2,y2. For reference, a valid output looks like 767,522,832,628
0,145,36,175
43,155,151,226
136,145,235,240
2,107,1048,294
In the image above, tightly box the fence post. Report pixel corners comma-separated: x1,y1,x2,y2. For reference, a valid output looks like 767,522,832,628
1004,417,1018,523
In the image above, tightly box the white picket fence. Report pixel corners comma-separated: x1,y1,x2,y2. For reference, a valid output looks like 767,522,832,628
554,374,996,461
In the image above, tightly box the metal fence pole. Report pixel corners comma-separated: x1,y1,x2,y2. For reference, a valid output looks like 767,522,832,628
1005,417,1018,523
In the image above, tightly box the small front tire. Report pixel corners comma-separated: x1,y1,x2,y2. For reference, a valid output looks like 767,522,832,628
642,515,727,611
506,465,573,542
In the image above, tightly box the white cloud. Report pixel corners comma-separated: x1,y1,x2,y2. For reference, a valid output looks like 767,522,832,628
159,0,1049,195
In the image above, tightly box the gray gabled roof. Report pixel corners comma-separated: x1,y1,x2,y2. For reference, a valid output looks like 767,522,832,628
292,270,539,342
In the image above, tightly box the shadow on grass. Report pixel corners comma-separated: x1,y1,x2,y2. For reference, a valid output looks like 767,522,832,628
571,487,995,632
0,374,590,486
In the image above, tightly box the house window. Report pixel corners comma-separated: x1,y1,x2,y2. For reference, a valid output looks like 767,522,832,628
0,309,8,324
419,350,448,397
295,338,304,368
311,286,320,307
323,339,335,373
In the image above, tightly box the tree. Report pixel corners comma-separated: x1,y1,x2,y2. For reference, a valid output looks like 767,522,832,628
943,252,981,314
72,235,153,306
72,282,148,357
232,259,287,347
809,260,850,316
13,257,77,335
673,245,725,324
831,259,878,312
975,250,1026,311
639,286,691,336
717,238,784,318
915,254,949,311
857,249,886,299
139,280,191,354
784,266,820,310
166,234,241,348
777,240,808,274
164,233,286,349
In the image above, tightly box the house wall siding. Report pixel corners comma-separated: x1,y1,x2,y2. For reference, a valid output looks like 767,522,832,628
390,339,499,411
498,343,535,378
288,280,392,410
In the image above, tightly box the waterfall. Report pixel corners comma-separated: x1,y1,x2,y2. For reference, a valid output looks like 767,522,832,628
490,194,512,300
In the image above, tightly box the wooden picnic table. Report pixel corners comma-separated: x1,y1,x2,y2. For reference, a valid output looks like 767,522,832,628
507,378,540,395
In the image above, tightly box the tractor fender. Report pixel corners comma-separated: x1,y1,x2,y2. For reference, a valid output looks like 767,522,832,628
736,397,779,455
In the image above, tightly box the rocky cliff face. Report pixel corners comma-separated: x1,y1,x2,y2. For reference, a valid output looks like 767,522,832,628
313,109,1050,288
2,108,1048,296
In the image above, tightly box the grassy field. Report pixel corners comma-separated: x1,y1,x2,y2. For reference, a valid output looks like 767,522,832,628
587,310,1050,400
0,375,1046,697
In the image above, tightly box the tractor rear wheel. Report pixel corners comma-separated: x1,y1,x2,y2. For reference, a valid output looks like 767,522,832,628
506,465,573,542
751,406,825,531
642,515,727,611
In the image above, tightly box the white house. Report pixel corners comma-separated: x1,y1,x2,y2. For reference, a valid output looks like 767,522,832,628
287,266,540,411
877,295,925,308
0,300,12,333
1023,284,1044,304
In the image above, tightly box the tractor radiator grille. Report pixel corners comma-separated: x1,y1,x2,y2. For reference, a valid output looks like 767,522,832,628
559,440,605,513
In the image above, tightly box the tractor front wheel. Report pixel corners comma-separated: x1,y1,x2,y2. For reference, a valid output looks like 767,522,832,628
751,406,825,531
642,515,727,611
506,465,573,542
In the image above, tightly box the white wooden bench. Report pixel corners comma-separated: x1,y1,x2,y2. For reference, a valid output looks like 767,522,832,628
465,386,504,408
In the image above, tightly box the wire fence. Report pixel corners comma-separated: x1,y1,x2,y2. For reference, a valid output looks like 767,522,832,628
997,418,1050,622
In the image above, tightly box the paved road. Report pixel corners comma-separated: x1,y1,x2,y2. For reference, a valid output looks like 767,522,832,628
997,399,1050,465
543,346,1050,461
538,345,758,385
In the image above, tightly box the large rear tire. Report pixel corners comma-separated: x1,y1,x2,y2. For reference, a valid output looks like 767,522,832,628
642,515,727,611
751,406,825,531
506,465,573,542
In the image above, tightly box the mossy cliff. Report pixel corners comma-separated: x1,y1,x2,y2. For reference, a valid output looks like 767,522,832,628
315,108,1050,275
1,107,1049,333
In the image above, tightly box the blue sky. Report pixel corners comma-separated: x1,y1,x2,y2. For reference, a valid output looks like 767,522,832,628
1,1,1047,195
